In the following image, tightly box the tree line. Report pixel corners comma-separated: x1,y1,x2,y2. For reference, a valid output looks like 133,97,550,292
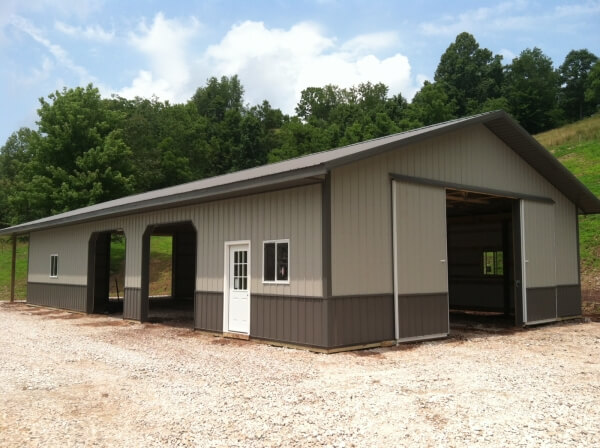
1,32,599,227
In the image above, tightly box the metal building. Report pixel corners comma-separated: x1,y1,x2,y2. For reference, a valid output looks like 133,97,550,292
2,111,599,351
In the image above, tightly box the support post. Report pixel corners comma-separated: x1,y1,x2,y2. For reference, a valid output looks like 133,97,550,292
10,235,16,302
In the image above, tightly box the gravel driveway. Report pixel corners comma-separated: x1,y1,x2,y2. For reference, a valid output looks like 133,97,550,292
1,302,599,447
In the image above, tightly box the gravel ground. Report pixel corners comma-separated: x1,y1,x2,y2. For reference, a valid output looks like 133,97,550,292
1,302,599,448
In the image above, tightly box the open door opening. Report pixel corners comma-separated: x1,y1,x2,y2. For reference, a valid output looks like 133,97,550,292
446,189,521,331
87,230,126,315
143,222,196,328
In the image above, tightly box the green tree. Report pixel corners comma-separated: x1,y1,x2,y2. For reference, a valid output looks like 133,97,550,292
585,62,600,110
503,48,561,133
407,81,457,126
434,32,503,116
0,128,38,225
191,75,244,121
559,49,599,121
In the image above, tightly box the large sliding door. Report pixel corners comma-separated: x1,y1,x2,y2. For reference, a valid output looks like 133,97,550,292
521,200,557,323
393,181,449,341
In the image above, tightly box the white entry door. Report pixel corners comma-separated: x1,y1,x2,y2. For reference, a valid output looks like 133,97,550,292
228,244,250,333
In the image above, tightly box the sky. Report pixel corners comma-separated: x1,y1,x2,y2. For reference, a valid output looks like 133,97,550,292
1,0,599,145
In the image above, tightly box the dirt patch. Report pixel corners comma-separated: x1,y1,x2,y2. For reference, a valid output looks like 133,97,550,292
210,337,250,347
350,349,384,358
24,309,66,316
48,313,85,320
77,320,130,327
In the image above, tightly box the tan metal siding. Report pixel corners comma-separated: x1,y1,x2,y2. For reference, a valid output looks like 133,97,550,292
28,184,322,298
331,156,391,296
331,124,580,296
193,185,322,297
395,181,448,294
554,197,579,285
523,201,557,288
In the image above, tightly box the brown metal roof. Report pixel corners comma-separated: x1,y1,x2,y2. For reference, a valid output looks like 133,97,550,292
1,110,598,236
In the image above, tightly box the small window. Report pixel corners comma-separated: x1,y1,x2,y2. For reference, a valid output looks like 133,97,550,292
483,250,503,276
263,240,289,283
50,254,58,278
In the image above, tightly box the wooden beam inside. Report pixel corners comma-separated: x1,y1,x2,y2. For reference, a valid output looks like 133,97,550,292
10,235,16,302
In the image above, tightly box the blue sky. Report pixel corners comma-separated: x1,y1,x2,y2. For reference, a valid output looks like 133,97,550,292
1,0,599,145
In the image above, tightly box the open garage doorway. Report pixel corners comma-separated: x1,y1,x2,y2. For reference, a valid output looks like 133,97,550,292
143,222,196,328
87,230,126,315
446,189,523,331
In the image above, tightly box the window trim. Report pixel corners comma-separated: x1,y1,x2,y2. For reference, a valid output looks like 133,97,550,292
50,253,59,278
262,239,290,285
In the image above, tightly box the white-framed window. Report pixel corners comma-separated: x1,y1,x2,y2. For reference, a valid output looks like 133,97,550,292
50,254,59,278
263,239,289,284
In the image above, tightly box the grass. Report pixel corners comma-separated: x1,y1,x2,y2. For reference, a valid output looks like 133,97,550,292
0,237,28,300
107,235,172,297
535,115,600,283
148,236,173,296
535,115,600,148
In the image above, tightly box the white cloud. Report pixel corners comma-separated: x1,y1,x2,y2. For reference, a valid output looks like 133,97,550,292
117,18,419,112
55,21,114,42
8,15,94,84
201,21,417,112
420,1,526,36
118,12,200,102
0,0,103,38
340,31,399,54
419,0,600,37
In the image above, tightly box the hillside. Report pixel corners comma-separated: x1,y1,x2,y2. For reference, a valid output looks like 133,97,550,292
535,115,600,308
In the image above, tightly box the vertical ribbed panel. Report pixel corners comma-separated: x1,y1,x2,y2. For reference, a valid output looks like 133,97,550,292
194,291,223,332
27,282,86,312
123,287,142,320
397,293,448,339
556,285,581,317
395,181,448,295
523,201,557,288
328,295,394,347
250,294,328,347
554,198,579,285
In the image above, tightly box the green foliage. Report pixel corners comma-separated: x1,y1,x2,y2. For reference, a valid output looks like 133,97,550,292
585,62,600,110
434,32,504,116
503,48,561,134
559,49,599,121
407,81,457,126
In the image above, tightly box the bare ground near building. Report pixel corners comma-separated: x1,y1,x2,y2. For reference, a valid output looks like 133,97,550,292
1,302,599,447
